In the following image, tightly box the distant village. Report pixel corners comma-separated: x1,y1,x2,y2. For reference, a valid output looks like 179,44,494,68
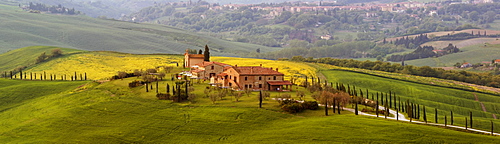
165,0,494,19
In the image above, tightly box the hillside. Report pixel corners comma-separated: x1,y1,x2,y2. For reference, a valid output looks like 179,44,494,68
2,77,500,143
3,47,500,142
0,4,279,55
0,46,83,73
406,44,500,67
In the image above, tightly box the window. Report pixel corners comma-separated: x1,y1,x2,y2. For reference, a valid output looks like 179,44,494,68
259,84,262,88
259,77,262,80
245,77,248,81
229,83,232,86
273,76,276,80
211,66,214,70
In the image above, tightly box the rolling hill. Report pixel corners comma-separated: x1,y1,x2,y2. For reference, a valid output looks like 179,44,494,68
3,46,500,142
405,44,500,67
0,4,279,56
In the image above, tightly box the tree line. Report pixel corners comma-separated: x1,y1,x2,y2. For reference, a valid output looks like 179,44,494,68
289,57,500,88
27,2,80,15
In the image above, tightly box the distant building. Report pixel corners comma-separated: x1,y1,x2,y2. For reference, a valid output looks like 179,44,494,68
461,62,472,68
320,34,332,40
184,49,205,67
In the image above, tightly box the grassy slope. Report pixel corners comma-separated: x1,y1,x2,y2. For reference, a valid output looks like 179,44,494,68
321,68,500,133
1,78,500,143
0,4,279,55
406,44,500,67
0,46,83,72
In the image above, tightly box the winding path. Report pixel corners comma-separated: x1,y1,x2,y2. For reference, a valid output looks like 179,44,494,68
273,98,500,136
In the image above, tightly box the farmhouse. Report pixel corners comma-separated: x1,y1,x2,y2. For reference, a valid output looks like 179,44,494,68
214,66,292,91
184,50,204,67
184,49,291,91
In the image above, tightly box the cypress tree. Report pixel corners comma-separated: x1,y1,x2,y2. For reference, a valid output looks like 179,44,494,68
44,71,46,80
435,108,438,123
381,93,384,105
417,104,420,119
145,83,149,92
396,108,399,121
423,106,427,123
156,81,159,93
451,111,454,125
166,84,170,94
85,73,87,80
337,101,340,114
385,93,388,107
74,71,77,81
30,72,33,80
465,117,468,130
10,71,13,79
80,74,83,80
325,100,328,116
50,74,53,81
470,111,473,128
394,93,397,110
355,102,358,115
371,93,374,101
491,120,494,135
376,101,379,117
398,96,401,112
204,45,210,62
366,89,369,99
376,92,379,102
20,70,22,80
389,92,392,108
333,98,336,113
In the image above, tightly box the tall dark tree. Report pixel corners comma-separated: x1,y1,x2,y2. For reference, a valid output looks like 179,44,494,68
451,111,454,125
470,111,473,128
204,45,210,62
435,108,438,123
198,49,202,54
423,106,427,123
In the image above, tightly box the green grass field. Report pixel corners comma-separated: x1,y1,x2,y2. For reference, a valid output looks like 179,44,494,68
0,46,84,73
322,69,500,133
406,44,500,67
4,46,500,142
2,78,500,143
0,4,279,55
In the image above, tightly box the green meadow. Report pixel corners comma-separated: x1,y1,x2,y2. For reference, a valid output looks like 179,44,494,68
406,44,500,67
2,78,500,143
0,4,279,55
322,69,500,133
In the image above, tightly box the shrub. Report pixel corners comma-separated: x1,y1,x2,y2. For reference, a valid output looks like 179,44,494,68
279,99,298,106
128,80,143,88
301,101,319,110
281,103,304,113
156,93,171,100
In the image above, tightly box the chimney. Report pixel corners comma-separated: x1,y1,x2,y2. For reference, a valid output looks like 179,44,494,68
260,64,262,67
276,68,278,72
235,64,237,68
270,67,272,70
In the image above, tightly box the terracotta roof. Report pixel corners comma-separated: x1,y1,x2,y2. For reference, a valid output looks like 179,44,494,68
233,66,284,76
495,59,500,62
267,81,292,85
187,54,204,58
195,61,232,67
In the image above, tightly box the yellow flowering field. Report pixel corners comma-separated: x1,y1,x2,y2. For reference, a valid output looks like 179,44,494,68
213,57,317,84
23,52,183,80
